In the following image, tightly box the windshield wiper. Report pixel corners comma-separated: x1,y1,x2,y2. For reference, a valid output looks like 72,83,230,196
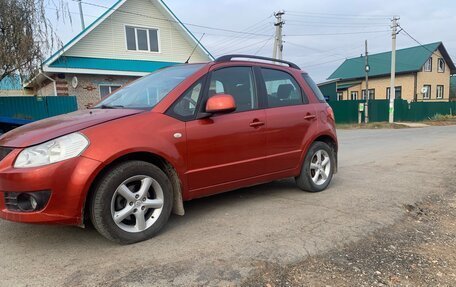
98,104,125,109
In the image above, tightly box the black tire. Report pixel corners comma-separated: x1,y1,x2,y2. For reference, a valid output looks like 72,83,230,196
296,141,335,192
90,161,173,244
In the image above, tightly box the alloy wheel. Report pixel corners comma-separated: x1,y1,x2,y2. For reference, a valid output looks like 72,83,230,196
110,175,164,233
309,149,331,185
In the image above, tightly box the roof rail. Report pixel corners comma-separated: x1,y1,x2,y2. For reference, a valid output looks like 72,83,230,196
215,54,300,70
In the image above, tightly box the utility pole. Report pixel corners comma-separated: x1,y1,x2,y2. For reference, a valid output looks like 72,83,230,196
273,10,285,60
78,0,86,30
389,16,400,123
364,40,370,123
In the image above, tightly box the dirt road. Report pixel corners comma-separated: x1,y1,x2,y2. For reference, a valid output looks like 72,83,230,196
0,125,455,286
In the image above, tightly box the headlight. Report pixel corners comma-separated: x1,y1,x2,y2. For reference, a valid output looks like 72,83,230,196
14,133,90,168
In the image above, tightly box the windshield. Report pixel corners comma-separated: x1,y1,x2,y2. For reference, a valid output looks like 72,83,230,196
95,64,204,110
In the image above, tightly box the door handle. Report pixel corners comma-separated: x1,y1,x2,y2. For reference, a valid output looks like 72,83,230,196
250,119,265,127
304,114,316,120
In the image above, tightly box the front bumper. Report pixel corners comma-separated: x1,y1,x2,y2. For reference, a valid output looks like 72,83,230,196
0,149,102,225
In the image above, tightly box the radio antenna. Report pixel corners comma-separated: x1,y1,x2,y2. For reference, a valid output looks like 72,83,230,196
185,33,206,63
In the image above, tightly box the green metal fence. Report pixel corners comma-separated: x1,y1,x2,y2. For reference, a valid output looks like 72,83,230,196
329,99,456,123
0,96,78,120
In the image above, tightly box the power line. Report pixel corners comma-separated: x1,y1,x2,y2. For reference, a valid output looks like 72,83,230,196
71,0,272,37
204,16,272,51
285,11,391,19
286,22,388,28
255,35,275,55
209,24,272,53
285,30,390,36
212,37,275,56
397,25,442,58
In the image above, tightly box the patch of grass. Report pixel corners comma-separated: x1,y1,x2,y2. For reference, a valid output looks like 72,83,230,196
337,122,408,130
429,113,456,121
423,114,456,126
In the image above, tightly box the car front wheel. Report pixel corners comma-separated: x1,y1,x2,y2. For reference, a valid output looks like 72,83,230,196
90,161,173,244
296,141,335,192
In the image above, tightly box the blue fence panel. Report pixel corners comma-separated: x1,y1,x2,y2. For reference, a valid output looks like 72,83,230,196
0,96,78,121
46,96,78,117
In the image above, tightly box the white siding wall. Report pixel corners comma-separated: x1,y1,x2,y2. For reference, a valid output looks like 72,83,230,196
65,0,210,63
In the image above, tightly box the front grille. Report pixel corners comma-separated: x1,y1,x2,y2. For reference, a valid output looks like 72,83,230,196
0,147,12,162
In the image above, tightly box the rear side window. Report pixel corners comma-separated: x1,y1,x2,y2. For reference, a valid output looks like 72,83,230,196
260,68,304,108
302,73,326,102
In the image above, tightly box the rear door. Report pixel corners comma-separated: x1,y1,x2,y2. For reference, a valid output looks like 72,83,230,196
184,66,268,195
258,67,316,173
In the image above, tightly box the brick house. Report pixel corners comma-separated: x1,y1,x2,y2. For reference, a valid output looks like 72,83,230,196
323,42,455,102
25,0,213,109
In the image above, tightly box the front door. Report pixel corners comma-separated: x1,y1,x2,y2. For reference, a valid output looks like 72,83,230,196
185,66,268,196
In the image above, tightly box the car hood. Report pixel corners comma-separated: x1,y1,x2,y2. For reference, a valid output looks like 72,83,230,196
0,109,144,148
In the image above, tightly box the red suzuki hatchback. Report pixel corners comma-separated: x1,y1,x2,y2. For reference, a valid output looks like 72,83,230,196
0,55,337,244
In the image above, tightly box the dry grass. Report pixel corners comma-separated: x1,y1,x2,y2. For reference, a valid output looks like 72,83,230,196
337,122,408,130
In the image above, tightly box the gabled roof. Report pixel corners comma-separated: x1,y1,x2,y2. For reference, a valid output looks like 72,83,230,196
328,42,456,81
42,0,213,74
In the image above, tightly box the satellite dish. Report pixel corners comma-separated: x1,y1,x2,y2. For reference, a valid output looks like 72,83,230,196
421,86,428,94
71,76,79,89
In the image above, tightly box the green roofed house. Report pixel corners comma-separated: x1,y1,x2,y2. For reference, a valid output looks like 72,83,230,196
25,0,213,109
323,42,455,102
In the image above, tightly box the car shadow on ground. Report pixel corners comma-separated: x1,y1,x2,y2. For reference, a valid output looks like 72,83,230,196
164,178,319,232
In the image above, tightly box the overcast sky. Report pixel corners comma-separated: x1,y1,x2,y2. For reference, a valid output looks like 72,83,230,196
47,0,456,82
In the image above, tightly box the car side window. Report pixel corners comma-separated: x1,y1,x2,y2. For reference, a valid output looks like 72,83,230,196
167,80,203,121
208,67,258,113
260,68,303,108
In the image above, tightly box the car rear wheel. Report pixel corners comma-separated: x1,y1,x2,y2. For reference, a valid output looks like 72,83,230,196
90,161,173,244
296,141,335,192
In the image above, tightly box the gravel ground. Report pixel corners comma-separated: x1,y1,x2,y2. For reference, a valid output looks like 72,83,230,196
242,191,456,286
0,126,455,286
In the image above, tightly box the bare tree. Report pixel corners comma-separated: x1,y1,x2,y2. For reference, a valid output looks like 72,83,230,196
0,0,70,82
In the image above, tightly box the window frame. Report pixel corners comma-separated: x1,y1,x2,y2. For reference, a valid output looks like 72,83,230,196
386,86,402,99
99,84,122,98
436,85,444,99
350,91,358,100
198,65,261,115
437,58,445,73
337,92,343,101
423,57,432,72
124,24,161,53
423,84,432,99
260,67,305,108
362,89,375,100
165,75,208,122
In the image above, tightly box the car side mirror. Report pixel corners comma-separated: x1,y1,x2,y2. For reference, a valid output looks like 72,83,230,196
206,94,237,113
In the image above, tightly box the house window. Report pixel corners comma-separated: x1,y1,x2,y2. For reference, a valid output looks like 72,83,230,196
437,58,445,73
337,92,343,101
362,89,375,100
423,57,432,72
350,91,358,100
436,85,444,99
100,85,122,98
125,26,159,52
423,85,431,99
386,86,402,99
